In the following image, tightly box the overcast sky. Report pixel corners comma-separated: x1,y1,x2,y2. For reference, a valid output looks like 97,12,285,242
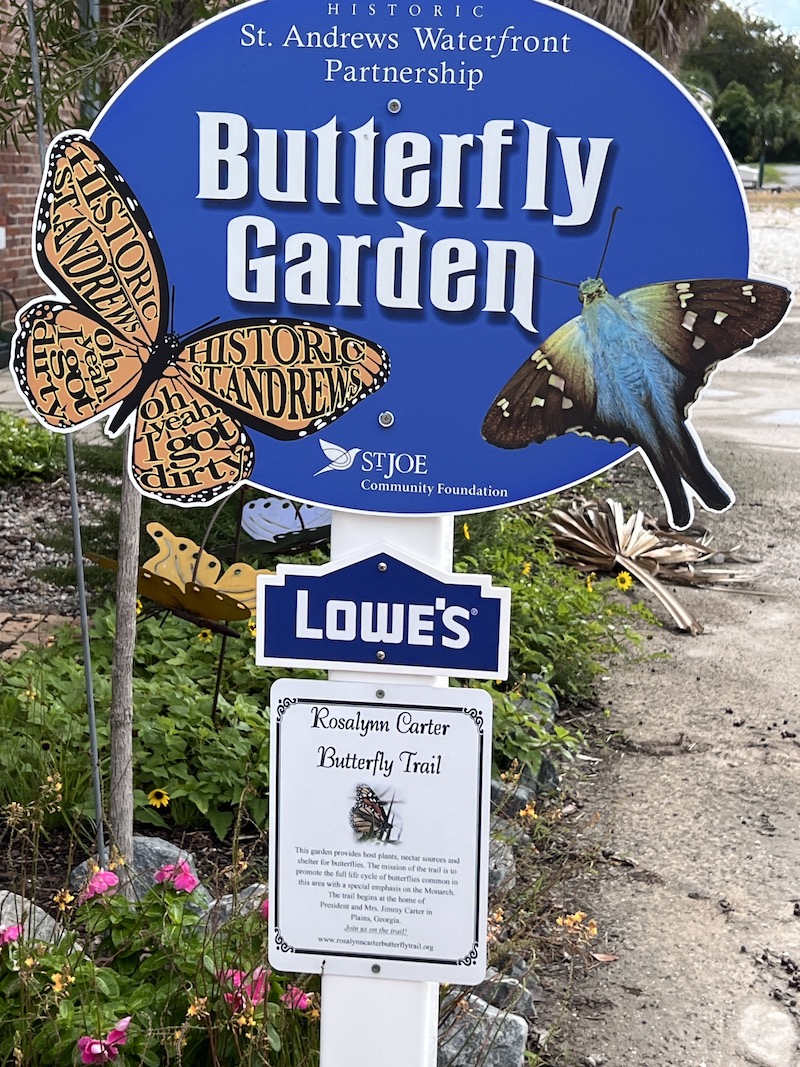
735,0,800,35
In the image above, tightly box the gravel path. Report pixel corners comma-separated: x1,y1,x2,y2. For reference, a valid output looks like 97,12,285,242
749,205,800,296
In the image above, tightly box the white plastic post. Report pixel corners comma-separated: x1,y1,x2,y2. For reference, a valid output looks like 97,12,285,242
320,510,453,1067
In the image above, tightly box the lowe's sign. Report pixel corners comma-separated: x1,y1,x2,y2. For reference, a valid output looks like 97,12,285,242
256,545,510,677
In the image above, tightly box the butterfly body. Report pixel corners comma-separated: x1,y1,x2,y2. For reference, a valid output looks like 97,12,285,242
482,276,791,528
13,132,389,505
349,784,398,844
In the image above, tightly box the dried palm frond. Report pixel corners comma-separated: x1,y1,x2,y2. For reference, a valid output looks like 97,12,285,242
547,499,758,635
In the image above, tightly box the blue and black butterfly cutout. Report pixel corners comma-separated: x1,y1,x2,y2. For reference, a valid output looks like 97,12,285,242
482,217,792,529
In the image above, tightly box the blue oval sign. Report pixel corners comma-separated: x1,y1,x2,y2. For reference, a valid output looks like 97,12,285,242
86,0,760,518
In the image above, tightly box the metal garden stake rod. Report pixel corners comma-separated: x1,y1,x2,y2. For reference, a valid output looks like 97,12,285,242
24,0,107,867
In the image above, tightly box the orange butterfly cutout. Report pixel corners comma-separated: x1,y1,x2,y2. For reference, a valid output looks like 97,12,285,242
90,522,272,625
12,131,390,506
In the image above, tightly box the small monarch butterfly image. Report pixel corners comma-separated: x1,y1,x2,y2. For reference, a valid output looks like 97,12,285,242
349,784,399,844
11,131,390,507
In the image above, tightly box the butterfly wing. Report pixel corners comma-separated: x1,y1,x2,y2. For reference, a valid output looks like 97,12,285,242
176,318,390,440
86,552,187,611
241,497,332,552
34,131,167,350
141,524,251,620
12,301,148,429
350,786,392,840
211,561,273,616
130,369,255,505
12,131,168,433
618,279,791,413
481,315,597,448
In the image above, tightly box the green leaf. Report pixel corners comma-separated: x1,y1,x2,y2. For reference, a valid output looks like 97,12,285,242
207,808,235,840
94,969,120,998
129,983,156,1011
267,1023,282,1052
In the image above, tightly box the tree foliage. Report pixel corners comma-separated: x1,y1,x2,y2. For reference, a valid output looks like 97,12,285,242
713,80,758,160
0,0,238,145
686,2,800,100
683,2,800,162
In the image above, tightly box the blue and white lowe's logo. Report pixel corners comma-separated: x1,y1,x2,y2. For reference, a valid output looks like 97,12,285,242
256,547,510,679
295,591,470,648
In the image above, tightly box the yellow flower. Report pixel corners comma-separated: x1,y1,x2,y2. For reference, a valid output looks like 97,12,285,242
518,801,539,823
148,788,170,809
51,973,68,995
20,686,36,702
615,570,634,591
136,598,143,616
521,561,531,577
197,628,213,643
187,996,209,1018
586,573,595,592
248,619,257,638
53,889,74,911
24,957,35,969
462,522,470,540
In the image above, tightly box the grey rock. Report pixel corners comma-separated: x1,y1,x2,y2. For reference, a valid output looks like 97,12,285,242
490,812,527,846
205,882,268,931
473,969,537,1020
488,837,516,895
0,891,67,945
71,835,211,912
438,993,528,1067
491,776,538,814
503,955,547,1001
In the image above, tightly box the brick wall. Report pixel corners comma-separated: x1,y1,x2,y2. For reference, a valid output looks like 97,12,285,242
0,141,44,310
0,0,44,311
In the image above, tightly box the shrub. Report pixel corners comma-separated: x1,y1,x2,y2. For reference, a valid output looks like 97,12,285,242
457,506,642,703
0,863,317,1066
0,411,65,484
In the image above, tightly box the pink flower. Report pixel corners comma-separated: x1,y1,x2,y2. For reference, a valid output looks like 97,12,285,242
259,897,269,920
153,859,199,893
76,1016,130,1064
78,870,119,903
219,966,269,1012
281,985,312,1011
0,924,22,947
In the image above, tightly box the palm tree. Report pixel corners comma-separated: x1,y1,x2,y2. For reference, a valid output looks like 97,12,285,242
556,0,712,68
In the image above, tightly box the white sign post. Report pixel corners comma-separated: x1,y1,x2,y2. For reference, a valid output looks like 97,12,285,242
322,512,456,1067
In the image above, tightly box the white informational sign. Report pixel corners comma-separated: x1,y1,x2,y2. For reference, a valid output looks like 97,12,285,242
269,679,492,984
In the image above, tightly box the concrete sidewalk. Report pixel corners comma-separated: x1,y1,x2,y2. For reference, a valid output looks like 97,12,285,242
0,367,25,416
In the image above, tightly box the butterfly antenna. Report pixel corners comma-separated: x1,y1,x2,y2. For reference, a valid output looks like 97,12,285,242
536,273,581,290
170,286,176,332
180,314,222,344
596,206,623,277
